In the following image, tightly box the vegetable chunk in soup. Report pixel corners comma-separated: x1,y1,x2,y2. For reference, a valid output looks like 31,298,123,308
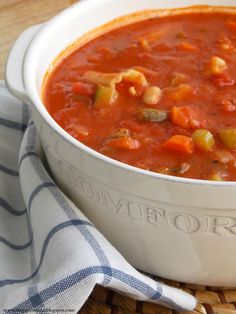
43,11,236,181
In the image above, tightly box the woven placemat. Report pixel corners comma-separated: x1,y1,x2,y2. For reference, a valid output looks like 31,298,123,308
80,279,236,313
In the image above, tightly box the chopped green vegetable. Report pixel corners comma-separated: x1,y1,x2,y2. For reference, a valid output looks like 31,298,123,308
94,85,118,108
139,108,168,122
192,129,215,151
219,128,236,149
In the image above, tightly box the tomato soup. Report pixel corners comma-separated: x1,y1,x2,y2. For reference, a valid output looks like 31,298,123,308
43,10,236,181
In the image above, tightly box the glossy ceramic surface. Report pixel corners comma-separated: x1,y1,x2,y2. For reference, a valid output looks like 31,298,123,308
5,0,236,286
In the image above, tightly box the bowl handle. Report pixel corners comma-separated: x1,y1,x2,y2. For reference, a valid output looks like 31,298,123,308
5,24,44,103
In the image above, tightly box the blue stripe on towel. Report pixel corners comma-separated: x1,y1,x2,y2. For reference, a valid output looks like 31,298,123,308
12,267,172,313
0,197,26,216
22,118,45,309
0,235,32,250
0,219,93,288
0,164,18,176
0,116,27,131
19,152,38,168
28,182,56,211
43,185,113,285
0,84,196,313
23,124,112,286
22,104,29,127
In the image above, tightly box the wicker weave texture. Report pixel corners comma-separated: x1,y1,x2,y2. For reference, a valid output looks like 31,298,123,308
80,281,236,314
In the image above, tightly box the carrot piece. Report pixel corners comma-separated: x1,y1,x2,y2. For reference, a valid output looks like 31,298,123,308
107,137,141,150
170,106,201,129
170,106,200,129
176,42,197,51
163,135,194,154
165,84,194,101
171,106,190,128
72,82,96,96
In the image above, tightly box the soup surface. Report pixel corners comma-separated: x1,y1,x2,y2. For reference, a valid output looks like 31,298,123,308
44,10,236,181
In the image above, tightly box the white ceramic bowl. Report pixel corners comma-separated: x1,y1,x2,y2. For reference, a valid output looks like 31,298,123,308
5,0,236,286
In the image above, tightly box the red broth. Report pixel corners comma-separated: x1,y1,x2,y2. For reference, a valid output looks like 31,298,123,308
43,11,236,181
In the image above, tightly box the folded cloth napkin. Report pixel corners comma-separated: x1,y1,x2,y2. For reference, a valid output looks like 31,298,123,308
0,81,196,313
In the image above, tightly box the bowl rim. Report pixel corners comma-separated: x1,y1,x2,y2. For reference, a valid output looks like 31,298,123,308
23,0,236,187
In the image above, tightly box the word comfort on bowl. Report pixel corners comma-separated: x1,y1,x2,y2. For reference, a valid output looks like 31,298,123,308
5,0,236,286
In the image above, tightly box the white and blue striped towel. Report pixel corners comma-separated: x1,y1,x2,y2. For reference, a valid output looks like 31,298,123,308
0,81,196,312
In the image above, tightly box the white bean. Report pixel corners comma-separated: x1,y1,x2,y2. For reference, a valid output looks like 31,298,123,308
142,86,162,105
209,56,227,75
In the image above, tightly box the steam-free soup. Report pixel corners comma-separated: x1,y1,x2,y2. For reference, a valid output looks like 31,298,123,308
44,11,236,181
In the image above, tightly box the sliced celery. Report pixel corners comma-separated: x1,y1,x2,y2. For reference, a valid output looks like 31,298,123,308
94,85,118,108
192,129,215,152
